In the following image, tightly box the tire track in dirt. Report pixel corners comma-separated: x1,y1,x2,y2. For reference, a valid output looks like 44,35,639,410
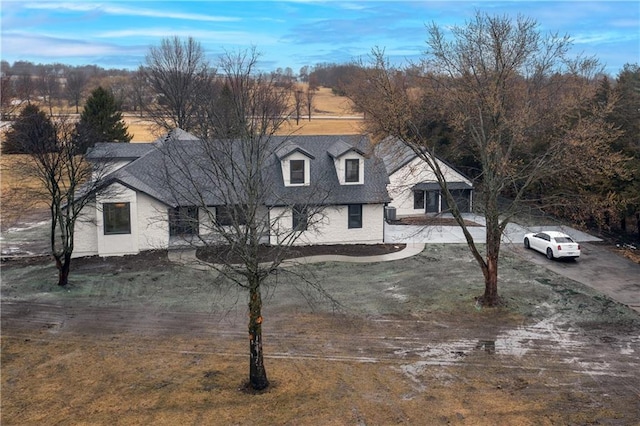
3,300,638,392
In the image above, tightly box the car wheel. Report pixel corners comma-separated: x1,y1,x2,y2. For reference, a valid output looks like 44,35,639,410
524,238,530,249
546,248,554,260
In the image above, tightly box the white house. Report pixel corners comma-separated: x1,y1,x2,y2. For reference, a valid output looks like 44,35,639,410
375,138,473,217
73,131,391,258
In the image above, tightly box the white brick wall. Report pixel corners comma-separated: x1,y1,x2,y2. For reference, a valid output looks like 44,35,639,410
388,157,472,216
270,204,385,245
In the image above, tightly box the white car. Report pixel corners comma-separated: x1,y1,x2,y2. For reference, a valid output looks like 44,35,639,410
523,231,580,260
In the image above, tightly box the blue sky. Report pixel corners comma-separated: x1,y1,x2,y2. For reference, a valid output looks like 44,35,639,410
1,1,638,76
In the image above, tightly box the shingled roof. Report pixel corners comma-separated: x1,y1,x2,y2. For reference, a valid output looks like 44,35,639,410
96,131,391,208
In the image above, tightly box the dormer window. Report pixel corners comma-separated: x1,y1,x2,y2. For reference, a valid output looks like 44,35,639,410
345,159,360,183
290,160,305,184
277,144,314,187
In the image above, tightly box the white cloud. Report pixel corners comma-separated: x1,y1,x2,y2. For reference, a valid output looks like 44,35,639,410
24,2,239,22
96,28,279,45
1,33,127,57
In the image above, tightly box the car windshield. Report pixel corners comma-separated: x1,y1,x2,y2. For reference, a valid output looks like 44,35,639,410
555,237,574,243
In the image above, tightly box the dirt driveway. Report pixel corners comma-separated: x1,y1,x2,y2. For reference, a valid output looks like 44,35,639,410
2,243,640,425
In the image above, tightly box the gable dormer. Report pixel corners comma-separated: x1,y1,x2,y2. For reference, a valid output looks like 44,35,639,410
328,140,365,185
276,142,315,187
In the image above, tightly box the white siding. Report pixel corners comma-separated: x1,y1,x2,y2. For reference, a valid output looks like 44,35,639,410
72,183,171,257
136,192,170,251
269,204,385,245
333,152,365,185
95,184,139,256
72,207,99,258
388,157,472,216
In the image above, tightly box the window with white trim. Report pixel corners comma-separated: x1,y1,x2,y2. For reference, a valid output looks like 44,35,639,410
345,159,360,183
290,159,305,184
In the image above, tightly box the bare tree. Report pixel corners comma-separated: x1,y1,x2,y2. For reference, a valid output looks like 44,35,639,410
37,67,60,116
130,66,152,117
1,72,19,119
65,69,87,114
292,86,304,124
16,73,36,105
13,116,113,286
154,48,334,390
144,36,213,132
345,13,623,306
305,85,316,121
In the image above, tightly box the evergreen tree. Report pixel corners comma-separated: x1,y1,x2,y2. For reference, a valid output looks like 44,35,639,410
75,86,131,152
2,104,57,154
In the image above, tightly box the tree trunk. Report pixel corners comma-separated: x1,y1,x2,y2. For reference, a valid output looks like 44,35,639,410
482,253,499,306
248,282,269,390
481,209,501,306
54,252,72,286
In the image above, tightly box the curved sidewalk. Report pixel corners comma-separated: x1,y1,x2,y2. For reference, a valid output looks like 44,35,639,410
168,243,425,269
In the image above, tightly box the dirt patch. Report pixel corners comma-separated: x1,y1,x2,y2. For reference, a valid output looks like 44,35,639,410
2,243,639,425
196,243,406,264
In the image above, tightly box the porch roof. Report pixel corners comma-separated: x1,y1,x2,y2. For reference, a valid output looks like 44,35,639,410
412,182,473,191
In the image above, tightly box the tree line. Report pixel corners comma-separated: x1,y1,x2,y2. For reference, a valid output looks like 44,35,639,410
0,58,343,121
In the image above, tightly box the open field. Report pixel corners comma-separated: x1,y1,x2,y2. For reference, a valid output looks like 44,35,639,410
2,244,639,425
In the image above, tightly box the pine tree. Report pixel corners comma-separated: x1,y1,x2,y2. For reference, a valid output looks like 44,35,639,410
2,104,57,154
75,86,132,152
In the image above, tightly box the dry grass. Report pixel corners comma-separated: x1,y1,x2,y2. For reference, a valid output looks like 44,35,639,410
310,87,359,116
280,118,363,135
2,331,572,425
0,155,49,228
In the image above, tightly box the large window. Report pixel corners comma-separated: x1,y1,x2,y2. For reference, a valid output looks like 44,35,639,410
348,204,362,229
290,159,305,184
413,190,425,210
103,202,131,235
345,159,360,183
292,205,308,231
216,205,247,226
169,206,199,236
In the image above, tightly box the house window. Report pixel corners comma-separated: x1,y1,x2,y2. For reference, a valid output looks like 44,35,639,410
169,206,199,236
345,159,360,183
290,159,305,184
348,204,362,229
413,190,425,210
103,202,131,235
216,205,247,226
292,205,308,231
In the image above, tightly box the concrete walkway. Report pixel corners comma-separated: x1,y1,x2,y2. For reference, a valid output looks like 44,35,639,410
167,242,426,269
384,214,602,245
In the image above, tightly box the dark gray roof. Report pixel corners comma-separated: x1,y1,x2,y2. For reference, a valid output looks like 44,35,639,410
413,182,473,191
275,142,315,160
375,136,472,187
101,131,391,208
327,138,366,158
374,137,417,175
86,142,155,160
